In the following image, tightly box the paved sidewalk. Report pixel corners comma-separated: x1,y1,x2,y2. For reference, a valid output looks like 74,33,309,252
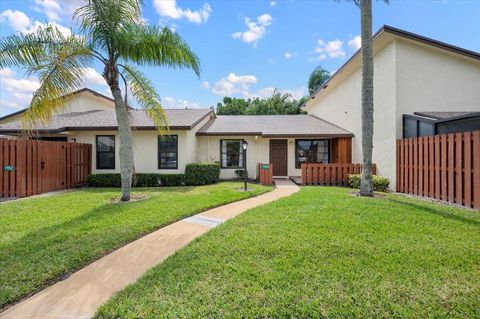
1,180,299,319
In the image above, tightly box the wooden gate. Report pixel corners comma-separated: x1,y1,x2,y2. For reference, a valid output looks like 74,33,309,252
0,139,91,198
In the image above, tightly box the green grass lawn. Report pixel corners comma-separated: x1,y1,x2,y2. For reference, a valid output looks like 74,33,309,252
96,187,480,318
0,182,271,309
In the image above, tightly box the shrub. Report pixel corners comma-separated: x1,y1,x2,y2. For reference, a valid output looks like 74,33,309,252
348,174,390,192
185,163,220,185
87,173,185,187
234,169,248,179
86,174,122,187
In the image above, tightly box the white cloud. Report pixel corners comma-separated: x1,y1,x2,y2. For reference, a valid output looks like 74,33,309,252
0,9,71,36
162,96,205,109
33,0,85,21
212,73,258,96
33,0,62,21
284,51,294,59
232,13,272,46
0,9,32,33
0,68,15,77
348,35,361,51
270,1,277,7
314,39,345,60
0,69,41,109
210,73,307,100
249,86,308,100
81,67,105,87
0,100,25,111
153,0,211,24
201,81,210,89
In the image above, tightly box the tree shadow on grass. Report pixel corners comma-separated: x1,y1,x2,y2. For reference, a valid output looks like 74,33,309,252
387,198,480,227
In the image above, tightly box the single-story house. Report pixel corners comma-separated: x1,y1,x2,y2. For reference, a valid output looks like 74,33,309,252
0,88,354,179
1,25,479,185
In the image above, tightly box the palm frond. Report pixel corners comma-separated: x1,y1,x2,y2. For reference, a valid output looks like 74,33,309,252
19,31,94,131
74,0,143,53
0,25,76,69
116,25,200,76
119,64,168,132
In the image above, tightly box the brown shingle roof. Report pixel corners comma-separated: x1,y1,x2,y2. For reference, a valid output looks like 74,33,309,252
196,115,353,137
0,109,213,133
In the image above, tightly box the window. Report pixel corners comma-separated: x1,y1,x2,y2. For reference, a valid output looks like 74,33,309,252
96,135,115,169
158,135,178,169
220,139,244,168
295,139,329,168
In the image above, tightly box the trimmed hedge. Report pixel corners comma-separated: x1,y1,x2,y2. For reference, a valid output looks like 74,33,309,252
234,169,247,179
86,173,185,187
86,163,220,187
348,174,390,192
185,163,220,185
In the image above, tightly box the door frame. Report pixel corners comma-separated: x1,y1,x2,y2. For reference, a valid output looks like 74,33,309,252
269,139,288,177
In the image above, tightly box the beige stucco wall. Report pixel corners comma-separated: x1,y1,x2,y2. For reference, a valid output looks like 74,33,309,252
61,92,115,113
71,130,188,174
68,112,214,174
197,136,312,179
394,39,480,136
306,41,397,184
306,38,480,188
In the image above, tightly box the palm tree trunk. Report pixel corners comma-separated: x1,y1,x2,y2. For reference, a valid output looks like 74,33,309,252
359,0,374,197
105,65,133,202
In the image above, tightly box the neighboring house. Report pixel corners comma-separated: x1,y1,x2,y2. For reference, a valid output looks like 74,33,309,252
1,26,479,185
304,25,480,186
0,88,353,179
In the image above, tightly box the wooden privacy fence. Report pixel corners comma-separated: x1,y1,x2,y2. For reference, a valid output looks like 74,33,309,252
0,139,92,198
258,163,273,185
396,131,480,209
301,163,376,186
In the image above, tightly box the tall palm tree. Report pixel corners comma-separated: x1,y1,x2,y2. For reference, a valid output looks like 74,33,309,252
308,66,330,95
358,0,374,196
0,0,200,201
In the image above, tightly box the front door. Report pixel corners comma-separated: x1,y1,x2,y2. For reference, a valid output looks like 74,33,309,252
270,139,288,176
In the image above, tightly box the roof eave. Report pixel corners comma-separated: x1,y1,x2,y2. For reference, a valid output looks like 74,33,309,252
304,25,480,109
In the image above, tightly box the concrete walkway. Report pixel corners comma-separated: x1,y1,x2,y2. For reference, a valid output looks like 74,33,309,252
1,180,299,319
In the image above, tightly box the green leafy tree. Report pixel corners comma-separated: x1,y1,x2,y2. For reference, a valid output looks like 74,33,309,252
216,97,248,115
216,90,306,115
0,0,200,201
308,66,330,95
247,90,304,115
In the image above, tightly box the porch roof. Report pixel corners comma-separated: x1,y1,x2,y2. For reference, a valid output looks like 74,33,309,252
196,115,353,138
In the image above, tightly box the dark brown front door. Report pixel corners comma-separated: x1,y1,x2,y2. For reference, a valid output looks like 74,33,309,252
270,139,288,176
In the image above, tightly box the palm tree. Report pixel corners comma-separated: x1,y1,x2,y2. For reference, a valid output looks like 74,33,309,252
0,0,200,201
357,0,375,196
308,66,330,95
352,0,388,197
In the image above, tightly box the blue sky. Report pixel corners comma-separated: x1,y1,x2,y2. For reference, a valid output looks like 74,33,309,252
1,0,479,116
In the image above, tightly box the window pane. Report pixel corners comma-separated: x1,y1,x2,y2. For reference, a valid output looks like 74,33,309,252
221,140,243,168
97,136,114,152
403,118,418,138
296,139,329,168
98,153,115,169
159,135,178,169
297,140,310,167
418,121,434,137
96,135,115,169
